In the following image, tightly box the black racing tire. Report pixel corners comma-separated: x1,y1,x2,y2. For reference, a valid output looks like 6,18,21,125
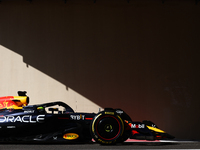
90,111,124,145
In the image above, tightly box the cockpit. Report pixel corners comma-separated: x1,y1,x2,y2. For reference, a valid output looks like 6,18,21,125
23,101,75,114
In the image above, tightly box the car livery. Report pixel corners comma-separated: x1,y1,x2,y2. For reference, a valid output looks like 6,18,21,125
0,91,174,145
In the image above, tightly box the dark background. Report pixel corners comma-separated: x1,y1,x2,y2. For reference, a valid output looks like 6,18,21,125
0,0,200,139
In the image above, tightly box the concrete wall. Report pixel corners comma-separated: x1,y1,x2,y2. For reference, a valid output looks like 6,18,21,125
0,0,200,139
0,45,100,112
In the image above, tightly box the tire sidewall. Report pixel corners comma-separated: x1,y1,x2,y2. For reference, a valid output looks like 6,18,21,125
90,111,124,145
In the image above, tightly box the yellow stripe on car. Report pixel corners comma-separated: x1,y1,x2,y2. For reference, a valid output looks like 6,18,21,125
146,125,166,133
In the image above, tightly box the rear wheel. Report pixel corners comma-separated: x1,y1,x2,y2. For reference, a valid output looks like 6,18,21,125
91,112,124,145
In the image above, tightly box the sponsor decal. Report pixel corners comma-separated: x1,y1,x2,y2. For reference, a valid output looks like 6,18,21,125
131,124,145,128
7,126,16,128
152,124,156,127
70,114,85,120
98,138,114,144
105,112,114,115
116,110,123,114
24,110,35,113
0,115,45,123
63,133,79,140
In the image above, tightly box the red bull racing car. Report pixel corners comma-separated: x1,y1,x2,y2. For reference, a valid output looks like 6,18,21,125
0,91,174,144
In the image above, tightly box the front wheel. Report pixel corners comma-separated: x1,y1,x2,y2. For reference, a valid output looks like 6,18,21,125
90,111,124,145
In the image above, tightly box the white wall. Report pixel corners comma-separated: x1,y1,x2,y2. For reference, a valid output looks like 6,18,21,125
0,45,101,113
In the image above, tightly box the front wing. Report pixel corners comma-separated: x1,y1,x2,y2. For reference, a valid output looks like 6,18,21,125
127,121,174,140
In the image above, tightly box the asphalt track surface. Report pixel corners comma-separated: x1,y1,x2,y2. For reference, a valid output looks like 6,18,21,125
0,139,200,150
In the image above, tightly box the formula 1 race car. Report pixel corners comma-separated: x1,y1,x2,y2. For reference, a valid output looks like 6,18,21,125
0,91,174,145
